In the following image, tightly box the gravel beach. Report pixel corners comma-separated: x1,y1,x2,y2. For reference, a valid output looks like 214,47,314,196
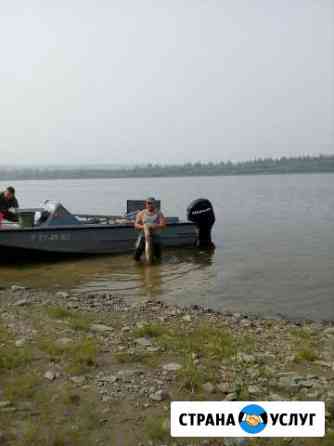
0,286,333,446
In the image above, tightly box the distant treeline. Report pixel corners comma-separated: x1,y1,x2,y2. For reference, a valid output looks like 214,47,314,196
1,155,334,181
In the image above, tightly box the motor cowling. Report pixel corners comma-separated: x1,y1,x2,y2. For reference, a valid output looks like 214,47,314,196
187,198,216,249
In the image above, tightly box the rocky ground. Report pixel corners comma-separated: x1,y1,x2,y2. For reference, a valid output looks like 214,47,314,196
0,286,333,446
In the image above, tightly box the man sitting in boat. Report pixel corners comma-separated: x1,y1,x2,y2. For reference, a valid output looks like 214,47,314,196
134,197,166,261
0,186,19,224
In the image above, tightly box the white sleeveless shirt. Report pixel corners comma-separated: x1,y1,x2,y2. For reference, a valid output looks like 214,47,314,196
142,210,161,225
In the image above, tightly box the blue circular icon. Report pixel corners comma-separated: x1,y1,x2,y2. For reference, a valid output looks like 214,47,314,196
238,404,268,434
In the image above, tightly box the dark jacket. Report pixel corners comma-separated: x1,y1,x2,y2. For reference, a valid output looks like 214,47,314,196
0,192,19,212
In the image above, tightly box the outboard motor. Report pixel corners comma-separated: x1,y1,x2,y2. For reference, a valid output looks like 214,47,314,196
187,198,216,249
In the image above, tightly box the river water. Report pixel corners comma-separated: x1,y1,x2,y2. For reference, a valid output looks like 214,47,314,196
1,174,333,321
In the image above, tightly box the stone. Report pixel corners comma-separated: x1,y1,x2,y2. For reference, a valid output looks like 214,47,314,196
248,385,261,394
146,346,160,353
44,370,56,381
237,353,255,363
182,314,192,322
70,376,86,385
150,390,169,401
162,362,182,372
90,324,113,333
55,337,73,348
166,309,177,316
314,360,332,368
19,401,34,411
135,337,152,347
0,407,16,413
277,375,304,390
217,382,236,394
121,326,131,332
324,327,334,336
202,382,215,393
0,401,11,408
326,400,334,418
308,391,321,400
14,299,29,306
56,291,69,299
269,393,283,400
224,439,250,446
15,339,26,347
248,368,260,379
98,375,117,384
298,380,314,389
11,285,26,292
225,392,237,401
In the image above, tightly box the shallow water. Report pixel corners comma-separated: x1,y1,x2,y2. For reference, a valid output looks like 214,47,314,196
1,173,334,320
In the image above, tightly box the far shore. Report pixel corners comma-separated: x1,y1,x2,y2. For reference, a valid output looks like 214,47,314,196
1,155,334,182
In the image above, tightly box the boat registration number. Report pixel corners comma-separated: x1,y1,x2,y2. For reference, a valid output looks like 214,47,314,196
31,233,71,242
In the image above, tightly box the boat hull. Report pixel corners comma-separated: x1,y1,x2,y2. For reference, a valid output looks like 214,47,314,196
0,223,197,262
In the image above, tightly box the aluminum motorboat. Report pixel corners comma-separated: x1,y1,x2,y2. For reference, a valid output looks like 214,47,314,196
0,198,215,262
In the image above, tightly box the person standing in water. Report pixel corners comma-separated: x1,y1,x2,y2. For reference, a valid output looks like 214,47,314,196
134,197,166,261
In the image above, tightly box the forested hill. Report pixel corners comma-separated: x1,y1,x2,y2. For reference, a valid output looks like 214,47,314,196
1,155,334,181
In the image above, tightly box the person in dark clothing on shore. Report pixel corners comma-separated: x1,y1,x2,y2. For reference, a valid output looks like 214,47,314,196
0,186,19,223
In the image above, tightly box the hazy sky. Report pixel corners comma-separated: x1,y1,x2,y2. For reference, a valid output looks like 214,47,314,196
1,1,333,165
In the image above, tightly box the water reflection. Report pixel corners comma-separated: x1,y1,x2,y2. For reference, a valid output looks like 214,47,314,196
135,262,163,298
71,249,216,300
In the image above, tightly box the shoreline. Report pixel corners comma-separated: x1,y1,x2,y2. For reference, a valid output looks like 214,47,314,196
3,284,334,326
2,170,334,183
2,284,333,325
0,286,333,445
